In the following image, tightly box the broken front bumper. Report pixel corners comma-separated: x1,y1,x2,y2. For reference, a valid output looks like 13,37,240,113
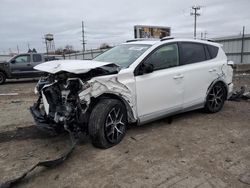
227,82,234,99
30,99,60,135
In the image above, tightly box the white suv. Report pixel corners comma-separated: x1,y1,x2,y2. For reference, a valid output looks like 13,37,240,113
31,38,233,148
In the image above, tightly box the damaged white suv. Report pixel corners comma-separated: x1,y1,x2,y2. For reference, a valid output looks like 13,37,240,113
31,38,233,148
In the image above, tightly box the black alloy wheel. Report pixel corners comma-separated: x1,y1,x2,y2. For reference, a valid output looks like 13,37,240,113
205,82,227,113
105,106,126,144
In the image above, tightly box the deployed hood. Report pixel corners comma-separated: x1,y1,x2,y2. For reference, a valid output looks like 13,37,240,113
34,60,118,74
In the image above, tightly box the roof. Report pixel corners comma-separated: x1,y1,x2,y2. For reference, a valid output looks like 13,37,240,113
123,38,221,47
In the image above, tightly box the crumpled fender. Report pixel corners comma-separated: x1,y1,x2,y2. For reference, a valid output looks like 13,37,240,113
78,76,137,123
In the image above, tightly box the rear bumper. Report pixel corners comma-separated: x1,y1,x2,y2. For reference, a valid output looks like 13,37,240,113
227,82,234,99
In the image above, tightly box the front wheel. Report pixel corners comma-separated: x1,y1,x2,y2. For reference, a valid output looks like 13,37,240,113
0,72,6,85
89,99,127,149
204,82,227,113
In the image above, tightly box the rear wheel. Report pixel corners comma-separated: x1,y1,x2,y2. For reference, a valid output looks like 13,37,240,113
89,99,127,149
0,72,6,85
204,82,227,113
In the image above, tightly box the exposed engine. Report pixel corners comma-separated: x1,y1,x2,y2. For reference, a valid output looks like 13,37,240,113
30,65,120,135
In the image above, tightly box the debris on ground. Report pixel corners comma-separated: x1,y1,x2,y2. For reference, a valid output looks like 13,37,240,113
10,100,23,104
239,172,250,185
0,132,78,188
229,86,250,101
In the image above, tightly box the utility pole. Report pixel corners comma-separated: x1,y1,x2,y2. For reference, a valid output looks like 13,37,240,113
190,5,201,38
204,31,207,39
240,26,245,63
82,21,86,59
17,45,19,54
27,42,30,51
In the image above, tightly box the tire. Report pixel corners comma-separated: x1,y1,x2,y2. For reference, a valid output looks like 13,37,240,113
89,99,127,149
0,72,6,85
204,82,227,113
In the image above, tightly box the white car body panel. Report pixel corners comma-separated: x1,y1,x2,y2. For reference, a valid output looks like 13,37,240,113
34,60,115,74
181,58,223,108
135,67,184,122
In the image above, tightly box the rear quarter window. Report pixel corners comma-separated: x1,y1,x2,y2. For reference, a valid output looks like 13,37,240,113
179,42,206,65
207,45,219,59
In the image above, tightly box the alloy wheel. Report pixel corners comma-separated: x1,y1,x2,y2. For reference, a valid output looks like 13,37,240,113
207,85,225,111
105,107,126,143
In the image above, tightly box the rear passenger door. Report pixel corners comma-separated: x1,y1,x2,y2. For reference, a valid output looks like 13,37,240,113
178,42,220,109
31,54,44,76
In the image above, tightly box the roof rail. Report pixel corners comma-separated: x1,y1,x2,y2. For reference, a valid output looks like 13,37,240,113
199,38,216,42
206,39,215,42
160,36,174,41
126,38,159,43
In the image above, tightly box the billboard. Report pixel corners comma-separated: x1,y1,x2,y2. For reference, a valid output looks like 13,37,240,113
134,25,171,39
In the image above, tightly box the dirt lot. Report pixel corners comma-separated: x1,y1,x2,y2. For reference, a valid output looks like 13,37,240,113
0,75,250,188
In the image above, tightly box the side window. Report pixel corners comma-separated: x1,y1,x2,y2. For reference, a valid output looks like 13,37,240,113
179,42,206,65
207,45,219,59
15,55,31,63
144,43,179,71
33,54,42,62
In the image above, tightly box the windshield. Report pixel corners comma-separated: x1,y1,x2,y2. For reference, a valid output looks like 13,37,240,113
94,44,151,68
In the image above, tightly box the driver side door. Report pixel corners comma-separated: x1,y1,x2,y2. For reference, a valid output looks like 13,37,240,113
10,54,32,77
135,43,184,123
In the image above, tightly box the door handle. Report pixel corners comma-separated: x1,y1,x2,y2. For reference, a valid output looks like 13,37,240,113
173,74,184,79
27,63,31,66
209,68,216,72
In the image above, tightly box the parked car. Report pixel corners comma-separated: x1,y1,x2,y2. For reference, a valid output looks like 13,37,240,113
0,53,58,84
30,38,234,148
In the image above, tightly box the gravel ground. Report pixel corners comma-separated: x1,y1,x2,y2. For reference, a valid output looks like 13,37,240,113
0,75,250,188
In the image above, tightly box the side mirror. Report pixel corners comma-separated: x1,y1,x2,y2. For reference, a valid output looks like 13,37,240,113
10,59,16,64
227,60,235,68
142,63,154,74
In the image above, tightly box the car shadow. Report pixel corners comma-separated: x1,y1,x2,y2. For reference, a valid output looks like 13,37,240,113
0,110,205,144
5,78,39,84
127,109,204,131
0,125,58,143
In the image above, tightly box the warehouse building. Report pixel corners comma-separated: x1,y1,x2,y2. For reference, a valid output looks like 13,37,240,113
213,34,250,64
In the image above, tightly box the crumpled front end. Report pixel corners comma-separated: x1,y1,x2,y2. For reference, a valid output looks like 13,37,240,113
30,62,135,135
30,75,89,135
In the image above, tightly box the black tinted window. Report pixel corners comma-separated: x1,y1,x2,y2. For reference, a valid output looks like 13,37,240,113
207,45,219,59
144,43,179,70
179,42,206,65
33,54,42,62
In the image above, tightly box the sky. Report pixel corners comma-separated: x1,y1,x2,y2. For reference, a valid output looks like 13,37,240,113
0,0,249,54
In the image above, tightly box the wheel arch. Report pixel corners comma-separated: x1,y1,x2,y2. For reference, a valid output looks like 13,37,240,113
87,93,137,124
206,79,229,100
0,70,8,84
0,70,8,77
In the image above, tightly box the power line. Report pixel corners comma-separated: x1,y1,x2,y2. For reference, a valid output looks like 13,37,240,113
190,5,201,38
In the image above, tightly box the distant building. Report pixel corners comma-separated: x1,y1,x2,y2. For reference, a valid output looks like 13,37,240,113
213,34,250,64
